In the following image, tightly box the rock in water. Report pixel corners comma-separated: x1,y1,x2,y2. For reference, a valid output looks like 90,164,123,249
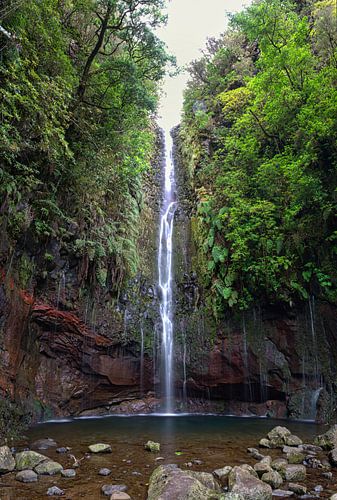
16,470,38,483
61,468,76,478
31,438,57,450
35,460,63,475
47,486,64,496
229,466,272,500
144,441,160,452
147,464,222,500
99,467,112,476
110,494,131,500
88,443,112,453
15,450,48,470
101,484,128,496
0,445,15,473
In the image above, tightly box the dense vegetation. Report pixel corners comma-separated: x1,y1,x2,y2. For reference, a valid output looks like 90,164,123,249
180,0,337,316
0,0,171,293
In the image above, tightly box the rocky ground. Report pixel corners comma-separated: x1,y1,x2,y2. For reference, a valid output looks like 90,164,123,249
1,425,337,498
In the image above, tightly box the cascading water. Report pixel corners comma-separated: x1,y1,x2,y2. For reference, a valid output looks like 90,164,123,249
157,129,177,413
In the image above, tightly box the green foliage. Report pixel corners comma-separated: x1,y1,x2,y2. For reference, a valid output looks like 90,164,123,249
0,0,172,292
181,0,337,315
0,396,31,441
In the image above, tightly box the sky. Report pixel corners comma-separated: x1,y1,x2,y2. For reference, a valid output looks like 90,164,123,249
155,0,251,129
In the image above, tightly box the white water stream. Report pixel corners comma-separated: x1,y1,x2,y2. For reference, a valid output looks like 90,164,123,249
157,129,177,413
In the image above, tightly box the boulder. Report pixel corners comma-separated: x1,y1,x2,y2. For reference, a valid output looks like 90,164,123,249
144,441,160,452
301,444,322,453
88,443,112,453
35,460,63,475
261,470,283,489
286,451,305,464
283,465,306,481
0,445,15,473
288,483,307,495
236,464,258,478
16,470,38,483
315,425,337,450
187,471,221,491
267,427,291,447
254,457,272,477
271,459,288,474
284,435,302,447
15,450,48,470
229,466,272,500
213,466,232,486
147,464,222,500
61,468,76,478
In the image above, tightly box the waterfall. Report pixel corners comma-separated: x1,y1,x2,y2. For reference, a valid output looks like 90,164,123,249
158,129,177,413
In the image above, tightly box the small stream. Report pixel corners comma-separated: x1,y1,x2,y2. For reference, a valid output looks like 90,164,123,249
2,416,336,499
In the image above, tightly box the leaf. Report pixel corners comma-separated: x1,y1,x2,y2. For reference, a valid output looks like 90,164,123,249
175,451,183,456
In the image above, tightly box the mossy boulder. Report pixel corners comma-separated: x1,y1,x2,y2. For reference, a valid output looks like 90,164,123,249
15,450,48,470
213,466,232,486
315,425,337,450
147,464,223,500
144,441,160,452
261,470,283,489
0,445,15,473
229,466,272,500
282,465,306,481
35,460,63,475
286,451,305,464
271,458,288,474
284,435,302,447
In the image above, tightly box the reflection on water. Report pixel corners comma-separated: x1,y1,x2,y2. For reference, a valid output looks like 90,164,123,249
1,416,334,500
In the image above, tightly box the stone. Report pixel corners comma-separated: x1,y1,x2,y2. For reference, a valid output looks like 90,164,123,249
31,438,57,450
99,468,112,476
88,443,112,453
282,445,301,454
213,465,232,486
229,466,272,500
329,448,337,466
186,471,221,491
56,447,70,454
238,464,258,478
15,450,48,470
288,483,307,495
286,451,305,464
223,495,245,500
284,435,302,447
261,470,283,488
102,485,128,496
192,459,203,465
301,444,322,453
61,468,76,478
254,462,272,477
147,464,222,500
322,471,332,479
315,425,337,450
283,465,306,481
259,438,271,448
47,486,64,496
271,458,288,473
109,494,131,500
272,490,294,497
144,440,160,452
267,427,291,447
247,448,265,460
16,470,38,483
330,495,337,500
315,485,323,492
35,460,63,475
0,445,15,473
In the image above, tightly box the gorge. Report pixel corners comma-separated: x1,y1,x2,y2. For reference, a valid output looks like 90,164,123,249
0,0,337,438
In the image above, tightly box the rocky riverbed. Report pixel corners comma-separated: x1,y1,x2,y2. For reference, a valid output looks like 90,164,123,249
1,417,337,499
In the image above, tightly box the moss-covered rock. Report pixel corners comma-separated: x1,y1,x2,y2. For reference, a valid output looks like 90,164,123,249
34,460,63,475
229,466,272,500
88,443,112,453
144,440,160,452
15,450,47,471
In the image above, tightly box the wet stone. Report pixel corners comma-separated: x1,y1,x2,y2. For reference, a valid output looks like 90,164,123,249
31,438,57,450
47,486,64,496
288,483,307,495
109,494,131,500
16,470,38,483
101,484,128,496
99,468,112,476
272,490,294,497
88,443,112,453
56,447,70,454
248,448,265,460
61,468,76,478
322,471,332,479
35,460,63,475
0,445,15,473
314,485,323,492
144,441,160,452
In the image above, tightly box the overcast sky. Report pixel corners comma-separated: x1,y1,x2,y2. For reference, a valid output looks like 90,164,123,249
156,0,251,129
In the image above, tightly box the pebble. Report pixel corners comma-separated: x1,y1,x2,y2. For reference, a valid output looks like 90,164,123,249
131,471,142,476
56,447,70,454
322,471,332,479
101,484,128,496
155,457,165,461
47,486,64,496
99,468,112,476
61,468,76,478
192,459,203,465
314,485,323,492
110,494,131,500
272,490,294,497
